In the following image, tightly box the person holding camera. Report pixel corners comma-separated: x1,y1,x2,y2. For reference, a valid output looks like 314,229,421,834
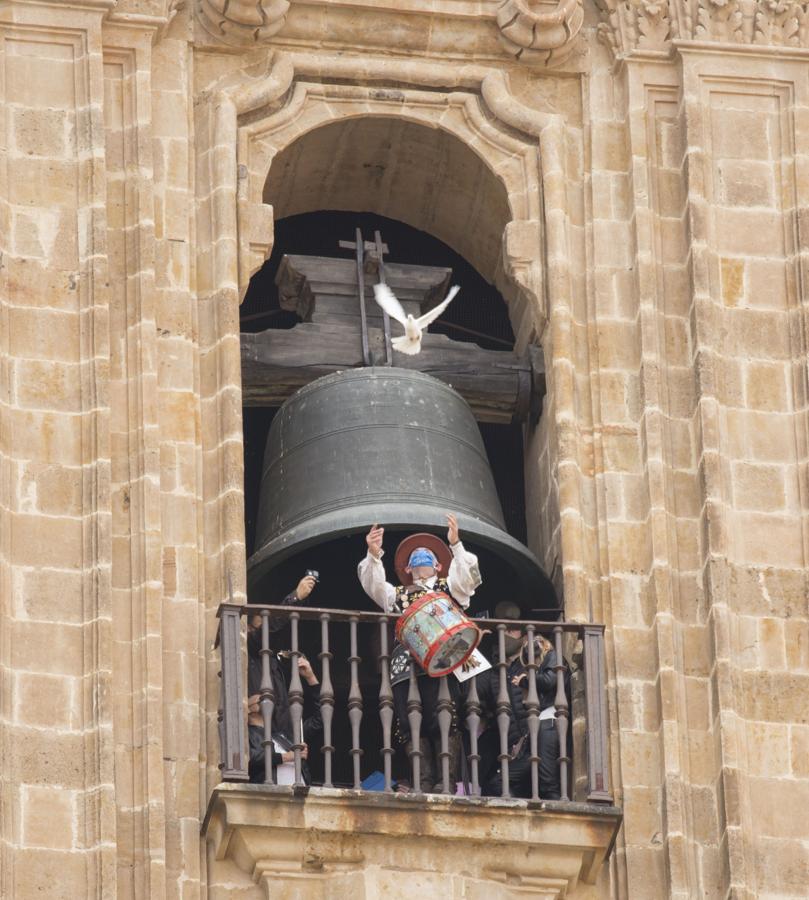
246,574,322,784
247,653,321,784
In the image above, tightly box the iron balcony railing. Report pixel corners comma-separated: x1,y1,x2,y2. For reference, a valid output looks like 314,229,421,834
216,603,613,804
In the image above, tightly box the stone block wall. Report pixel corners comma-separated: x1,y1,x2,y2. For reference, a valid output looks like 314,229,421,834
0,4,116,896
587,9,809,894
1,0,808,898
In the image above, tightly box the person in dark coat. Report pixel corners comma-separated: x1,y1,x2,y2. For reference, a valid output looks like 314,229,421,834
475,625,565,800
246,575,322,784
247,653,321,784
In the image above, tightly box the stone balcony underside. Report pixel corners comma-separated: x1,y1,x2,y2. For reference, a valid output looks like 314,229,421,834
204,784,622,899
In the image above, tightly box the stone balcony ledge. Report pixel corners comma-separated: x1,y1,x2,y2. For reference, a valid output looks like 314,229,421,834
204,783,622,899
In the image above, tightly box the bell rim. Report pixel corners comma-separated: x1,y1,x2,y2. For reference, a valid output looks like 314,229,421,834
246,503,557,609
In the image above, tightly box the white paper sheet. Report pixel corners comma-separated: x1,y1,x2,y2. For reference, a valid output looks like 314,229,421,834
453,649,492,683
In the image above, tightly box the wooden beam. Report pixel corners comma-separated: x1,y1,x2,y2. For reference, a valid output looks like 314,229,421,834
276,254,451,319
240,324,533,424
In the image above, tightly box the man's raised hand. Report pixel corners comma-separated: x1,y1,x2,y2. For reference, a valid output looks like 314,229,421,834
447,513,460,546
366,523,384,559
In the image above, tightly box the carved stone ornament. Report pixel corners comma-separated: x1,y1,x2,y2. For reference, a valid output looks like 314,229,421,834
197,0,290,44
595,0,809,58
496,0,585,64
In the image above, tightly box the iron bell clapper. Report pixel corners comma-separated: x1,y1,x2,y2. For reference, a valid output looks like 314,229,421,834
247,367,556,611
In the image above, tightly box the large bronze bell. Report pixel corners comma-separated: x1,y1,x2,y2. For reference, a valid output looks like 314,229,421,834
247,367,556,610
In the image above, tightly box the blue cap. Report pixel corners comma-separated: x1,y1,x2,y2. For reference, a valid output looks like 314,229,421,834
408,548,438,569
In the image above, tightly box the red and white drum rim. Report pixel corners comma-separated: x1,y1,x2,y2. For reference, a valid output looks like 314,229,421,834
395,592,481,677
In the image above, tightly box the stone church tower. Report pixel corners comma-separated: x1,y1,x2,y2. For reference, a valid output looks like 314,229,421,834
1,0,807,897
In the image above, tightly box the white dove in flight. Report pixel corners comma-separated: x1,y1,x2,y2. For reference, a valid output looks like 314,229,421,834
373,283,461,355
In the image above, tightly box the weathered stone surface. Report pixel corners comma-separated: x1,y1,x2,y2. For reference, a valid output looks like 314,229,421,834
205,786,622,899
2,1,809,899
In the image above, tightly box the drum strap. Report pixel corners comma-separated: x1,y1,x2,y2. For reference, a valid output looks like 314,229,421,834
395,578,450,613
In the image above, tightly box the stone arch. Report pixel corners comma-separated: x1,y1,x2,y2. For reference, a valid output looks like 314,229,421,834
232,63,549,331
199,59,582,797
262,116,513,291
198,54,577,619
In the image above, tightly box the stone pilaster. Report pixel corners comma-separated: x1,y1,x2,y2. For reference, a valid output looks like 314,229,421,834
102,14,169,897
590,4,809,893
0,1,116,895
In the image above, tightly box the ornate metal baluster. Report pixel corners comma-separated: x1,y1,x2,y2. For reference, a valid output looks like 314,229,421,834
554,625,570,801
259,609,276,785
496,624,511,798
219,603,248,780
524,624,541,801
436,675,453,794
407,658,422,791
583,625,613,802
465,674,481,796
378,618,394,792
288,611,304,786
319,613,335,788
348,616,363,789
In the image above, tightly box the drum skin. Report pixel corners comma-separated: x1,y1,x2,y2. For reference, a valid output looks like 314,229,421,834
395,591,481,677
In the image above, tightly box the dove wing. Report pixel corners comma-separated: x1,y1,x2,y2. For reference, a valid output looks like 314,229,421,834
415,285,460,329
373,283,408,326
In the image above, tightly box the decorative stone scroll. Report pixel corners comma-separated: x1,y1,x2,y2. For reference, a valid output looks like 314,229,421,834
496,0,584,65
595,0,809,58
197,0,289,44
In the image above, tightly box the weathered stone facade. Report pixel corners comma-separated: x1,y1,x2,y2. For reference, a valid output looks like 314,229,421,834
0,0,807,897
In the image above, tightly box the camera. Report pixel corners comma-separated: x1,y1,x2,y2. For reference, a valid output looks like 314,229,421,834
304,569,320,583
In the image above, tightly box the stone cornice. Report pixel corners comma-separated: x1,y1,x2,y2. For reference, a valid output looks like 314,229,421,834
0,0,117,12
595,0,809,60
673,34,809,53
4,0,186,32
203,784,623,897
208,50,561,138
194,0,584,67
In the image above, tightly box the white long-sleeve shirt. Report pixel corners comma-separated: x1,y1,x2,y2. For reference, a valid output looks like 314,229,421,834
357,542,482,613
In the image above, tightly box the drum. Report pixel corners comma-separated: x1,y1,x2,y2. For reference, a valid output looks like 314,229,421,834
395,591,481,677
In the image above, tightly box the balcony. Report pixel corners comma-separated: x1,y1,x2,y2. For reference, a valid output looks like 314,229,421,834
203,604,622,899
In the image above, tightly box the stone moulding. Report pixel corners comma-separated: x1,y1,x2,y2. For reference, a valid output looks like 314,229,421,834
197,0,290,44
206,51,564,330
595,0,809,59
196,50,587,792
203,784,623,897
196,49,576,640
193,0,583,63
496,0,584,65
105,0,186,38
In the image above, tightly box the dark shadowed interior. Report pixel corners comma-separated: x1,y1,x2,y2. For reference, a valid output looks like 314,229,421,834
240,210,551,786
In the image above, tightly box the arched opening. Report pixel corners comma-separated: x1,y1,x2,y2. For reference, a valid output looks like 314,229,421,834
242,210,528,562
239,117,555,789
262,116,514,289
243,114,542,598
